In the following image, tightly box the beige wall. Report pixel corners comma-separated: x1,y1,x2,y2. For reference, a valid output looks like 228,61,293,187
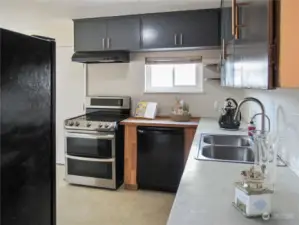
245,89,299,176
0,9,73,46
87,49,245,117
56,47,84,164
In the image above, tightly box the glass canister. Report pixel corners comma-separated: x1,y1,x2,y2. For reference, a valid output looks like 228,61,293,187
249,130,280,192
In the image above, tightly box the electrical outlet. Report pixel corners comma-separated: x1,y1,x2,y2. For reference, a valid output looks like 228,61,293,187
214,101,220,112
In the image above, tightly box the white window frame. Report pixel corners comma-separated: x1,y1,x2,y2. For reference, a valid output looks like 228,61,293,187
144,57,204,94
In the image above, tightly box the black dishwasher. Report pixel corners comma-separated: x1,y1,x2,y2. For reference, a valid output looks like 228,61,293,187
137,126,185,192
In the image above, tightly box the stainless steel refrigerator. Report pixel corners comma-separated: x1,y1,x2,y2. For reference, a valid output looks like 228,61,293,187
0,28,56,225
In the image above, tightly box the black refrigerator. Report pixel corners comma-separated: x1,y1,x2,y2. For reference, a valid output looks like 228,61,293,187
0,28,56,225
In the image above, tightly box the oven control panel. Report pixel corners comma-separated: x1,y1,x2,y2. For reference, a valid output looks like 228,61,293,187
65,119,116,132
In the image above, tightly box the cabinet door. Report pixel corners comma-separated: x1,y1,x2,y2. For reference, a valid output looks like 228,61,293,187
233,0,274,89
279,0,299,87
106,16,141,51
221,0,274,89
74,19,107,52
221,0,235,87
141,13,182,49
180,9,220,47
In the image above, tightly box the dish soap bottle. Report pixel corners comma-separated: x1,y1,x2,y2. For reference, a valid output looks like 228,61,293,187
248,120,256,137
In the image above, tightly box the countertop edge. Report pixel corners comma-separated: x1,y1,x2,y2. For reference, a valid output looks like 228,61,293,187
120,117,200,128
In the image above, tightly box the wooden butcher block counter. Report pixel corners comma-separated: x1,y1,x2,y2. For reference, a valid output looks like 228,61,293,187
120,117,200,190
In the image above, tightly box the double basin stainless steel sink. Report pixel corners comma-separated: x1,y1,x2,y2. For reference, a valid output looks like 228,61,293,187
195,134,286,166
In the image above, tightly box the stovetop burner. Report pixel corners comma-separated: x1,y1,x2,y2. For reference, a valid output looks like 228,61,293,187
65,96,131,132
65,111,130,132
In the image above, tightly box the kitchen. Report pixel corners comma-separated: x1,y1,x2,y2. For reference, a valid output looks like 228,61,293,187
1,0,299,225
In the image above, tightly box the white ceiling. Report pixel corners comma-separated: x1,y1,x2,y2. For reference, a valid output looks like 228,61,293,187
0,0,221,19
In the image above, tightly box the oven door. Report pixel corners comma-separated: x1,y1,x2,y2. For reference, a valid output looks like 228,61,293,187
66,132,115,158
66,155,116,189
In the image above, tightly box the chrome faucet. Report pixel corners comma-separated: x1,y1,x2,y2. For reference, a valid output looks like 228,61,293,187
234,97,266,133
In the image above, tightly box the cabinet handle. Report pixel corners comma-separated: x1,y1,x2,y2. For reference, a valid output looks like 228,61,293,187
174,34,177,45
102,38,105,49
232,0,236,37
222,39,226,60
180,34,183,46
107,38,111,49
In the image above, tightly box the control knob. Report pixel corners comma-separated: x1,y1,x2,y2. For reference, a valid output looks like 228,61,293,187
69,121,74,126
87,123,91,128
105,124,110,128
75,121,80,127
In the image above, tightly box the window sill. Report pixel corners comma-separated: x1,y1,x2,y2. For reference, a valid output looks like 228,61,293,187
144,90,206,94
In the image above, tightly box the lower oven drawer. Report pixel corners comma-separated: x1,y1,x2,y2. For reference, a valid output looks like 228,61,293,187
66,155,115,180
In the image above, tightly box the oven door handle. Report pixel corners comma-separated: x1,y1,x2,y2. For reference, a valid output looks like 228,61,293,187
66,133,115,140
66,155,115,163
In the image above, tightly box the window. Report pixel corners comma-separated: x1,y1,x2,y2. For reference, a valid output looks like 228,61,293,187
145,57,203,93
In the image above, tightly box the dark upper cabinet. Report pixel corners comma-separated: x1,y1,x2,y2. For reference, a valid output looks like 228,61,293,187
179,10,220,48
141,10,220,50
74,9,221,52
141,13,183,49
74,19,107,52
221,0,275,89
106,16,140,50
74,16,140,51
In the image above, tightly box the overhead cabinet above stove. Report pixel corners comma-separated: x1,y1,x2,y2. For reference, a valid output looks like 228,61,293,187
74,15,141,52
73,9,221,54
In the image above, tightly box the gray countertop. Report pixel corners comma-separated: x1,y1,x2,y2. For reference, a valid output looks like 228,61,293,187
167,118,299,225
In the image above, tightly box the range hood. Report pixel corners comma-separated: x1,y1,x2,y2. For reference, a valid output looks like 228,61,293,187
72,51,130,63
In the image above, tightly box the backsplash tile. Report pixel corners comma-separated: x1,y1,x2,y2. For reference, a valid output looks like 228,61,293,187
245,88,299,176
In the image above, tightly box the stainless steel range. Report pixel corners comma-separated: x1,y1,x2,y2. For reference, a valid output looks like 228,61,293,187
64,96,131,189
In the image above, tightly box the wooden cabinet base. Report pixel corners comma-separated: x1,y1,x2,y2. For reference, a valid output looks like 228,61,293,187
124,125,137,189
184,128,197,164
124,184,138,190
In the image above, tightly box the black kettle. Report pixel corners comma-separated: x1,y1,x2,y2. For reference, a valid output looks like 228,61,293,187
218,98,241,130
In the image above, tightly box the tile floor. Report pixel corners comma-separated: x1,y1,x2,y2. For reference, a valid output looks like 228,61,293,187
56,165,175,225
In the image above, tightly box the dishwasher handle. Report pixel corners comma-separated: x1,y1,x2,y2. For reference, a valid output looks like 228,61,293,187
137,126,184,135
